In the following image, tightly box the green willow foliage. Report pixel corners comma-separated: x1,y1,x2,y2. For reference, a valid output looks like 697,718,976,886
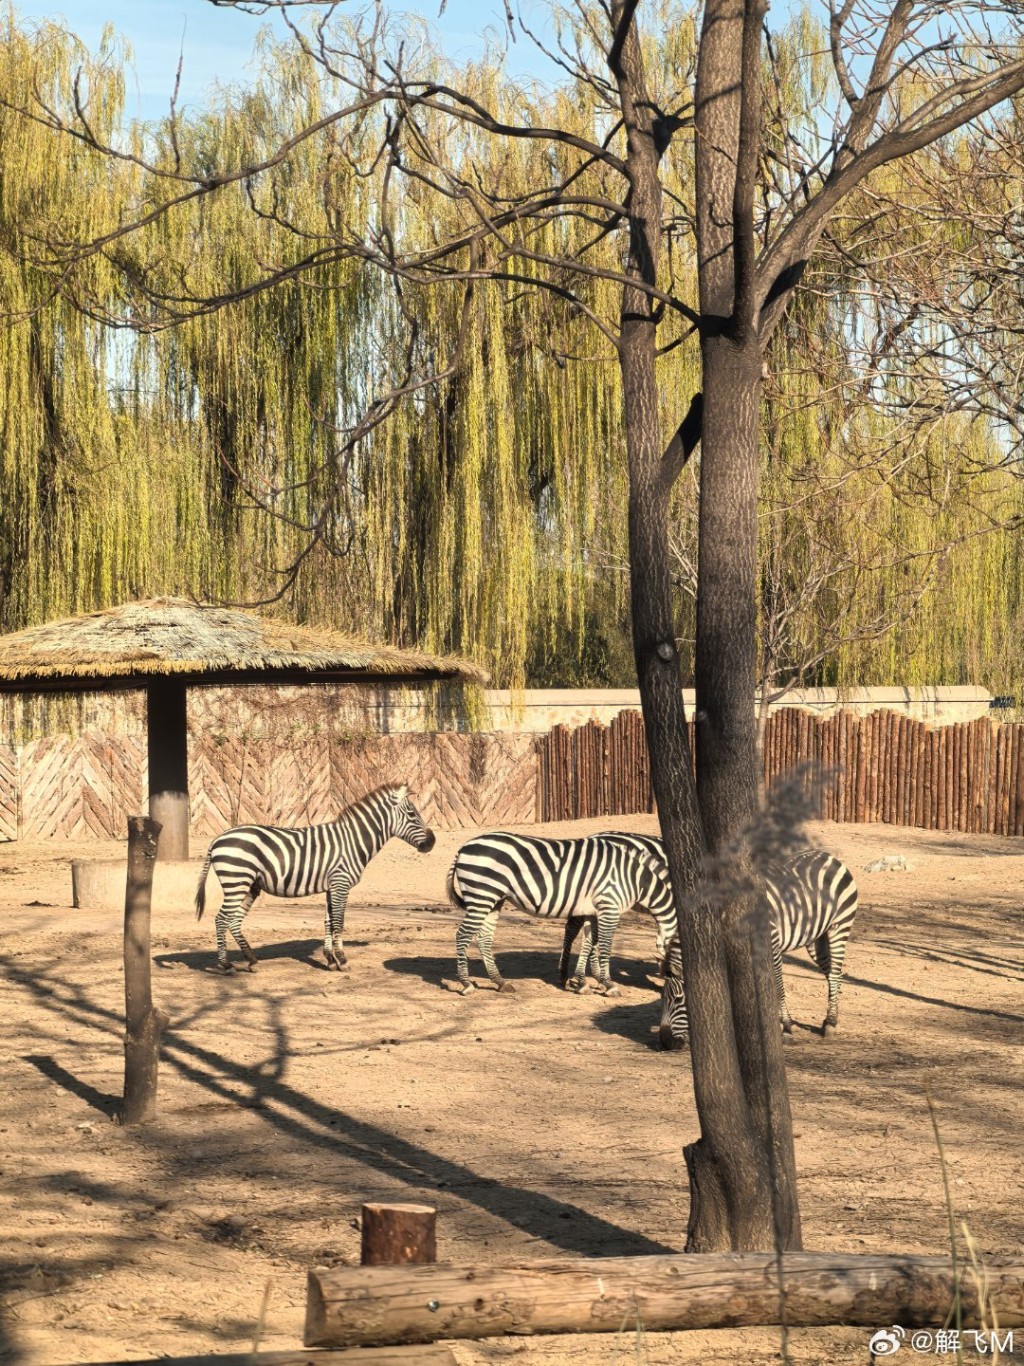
0,10,1022,693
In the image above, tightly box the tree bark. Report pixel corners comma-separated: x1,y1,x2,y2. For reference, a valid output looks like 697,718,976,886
361,1204,437,1267
683,0,802,1252
610,0,798,1255
123,816,169,1125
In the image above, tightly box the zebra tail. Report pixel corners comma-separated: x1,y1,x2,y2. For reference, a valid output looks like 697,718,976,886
194,851,213,921
445,859,466,910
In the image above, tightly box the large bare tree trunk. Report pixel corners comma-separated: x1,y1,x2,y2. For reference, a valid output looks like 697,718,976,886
610,0,799,1253
690,329,802,1251
687,0,802,1250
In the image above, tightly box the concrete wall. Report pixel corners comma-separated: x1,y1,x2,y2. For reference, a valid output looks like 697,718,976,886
477,686,995,731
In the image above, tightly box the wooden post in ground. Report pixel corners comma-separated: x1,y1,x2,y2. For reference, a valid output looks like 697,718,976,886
361,1204,437,1267
123,816,170,1126
146,679,190,860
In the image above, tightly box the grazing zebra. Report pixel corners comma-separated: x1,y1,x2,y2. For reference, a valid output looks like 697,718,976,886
558,832,672,986
447,832,675,995
658,848,859,1049
194,784,435,973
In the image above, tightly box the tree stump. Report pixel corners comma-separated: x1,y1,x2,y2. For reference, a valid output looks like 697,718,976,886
361,1204,437,1267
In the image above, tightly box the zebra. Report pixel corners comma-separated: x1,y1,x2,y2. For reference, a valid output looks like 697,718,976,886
557,833,672,987
194,784,435,973
657,847,859,1050
447,832,676,995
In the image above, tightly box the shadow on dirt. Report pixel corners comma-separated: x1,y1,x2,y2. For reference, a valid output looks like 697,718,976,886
23,1055,120,1118
382,948,658,993
588,1000,662,1048
782,953,1024,1025
155,938,370,973
2,952,676,1259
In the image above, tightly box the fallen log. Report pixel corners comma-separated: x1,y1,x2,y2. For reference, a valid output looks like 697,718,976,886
75,1349,455,1366
305,1252,1024,1348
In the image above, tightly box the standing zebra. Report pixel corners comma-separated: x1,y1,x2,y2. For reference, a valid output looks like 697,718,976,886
447,832,675,995
658,847,859,1049
195,784,435,972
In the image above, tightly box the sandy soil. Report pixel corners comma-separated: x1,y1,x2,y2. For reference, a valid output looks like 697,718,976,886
0,816,1021,1366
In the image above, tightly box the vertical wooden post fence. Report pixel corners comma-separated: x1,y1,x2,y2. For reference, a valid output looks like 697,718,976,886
536,707,1024,832
122,815,169,1126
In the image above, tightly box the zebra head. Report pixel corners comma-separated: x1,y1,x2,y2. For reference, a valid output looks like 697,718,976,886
385,784,436,853
659,934,689,1050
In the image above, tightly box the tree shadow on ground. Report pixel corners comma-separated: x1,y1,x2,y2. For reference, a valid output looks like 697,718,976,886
2,953,676,1259
782,954,1024,1026
23,1055,119,1118
869,938,1023,983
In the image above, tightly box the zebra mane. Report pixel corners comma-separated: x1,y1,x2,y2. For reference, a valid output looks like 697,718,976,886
348,783,408,812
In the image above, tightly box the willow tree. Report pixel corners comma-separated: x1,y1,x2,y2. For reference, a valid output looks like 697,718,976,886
0,18,648,683
6,0,1024,1252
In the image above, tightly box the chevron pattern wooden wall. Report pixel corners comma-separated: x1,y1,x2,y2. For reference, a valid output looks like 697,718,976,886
3,731,539,841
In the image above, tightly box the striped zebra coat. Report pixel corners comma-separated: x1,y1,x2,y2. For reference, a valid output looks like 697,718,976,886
447,832,675,995
658,847,859,1049
558,833,671,985
194,784,434,972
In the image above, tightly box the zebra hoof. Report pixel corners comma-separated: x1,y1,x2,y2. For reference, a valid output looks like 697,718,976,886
821,1020,836,1037
497,980,516,994
458,981,475,995
600,983,620,997
565,977,585,994
216,962,235,975
245,961,258,973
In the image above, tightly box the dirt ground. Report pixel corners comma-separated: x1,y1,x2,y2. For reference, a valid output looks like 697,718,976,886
0,815,1021,1366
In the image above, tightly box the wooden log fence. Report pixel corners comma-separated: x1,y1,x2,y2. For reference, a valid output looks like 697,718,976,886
537,708,1024,832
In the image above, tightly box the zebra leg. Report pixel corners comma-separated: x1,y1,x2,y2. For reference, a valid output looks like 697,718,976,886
324,875,352,969
455,904,485,993
590,905,621,995
559,916,592,992
218,887,259,973
773,943,793,1034
811,931,847,1034
213,903,235,972
477,909,514,993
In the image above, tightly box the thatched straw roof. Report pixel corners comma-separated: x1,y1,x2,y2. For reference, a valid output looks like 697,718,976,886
0,599,487,689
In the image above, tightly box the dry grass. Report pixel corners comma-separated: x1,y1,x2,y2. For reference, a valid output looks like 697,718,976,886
0,599,486,685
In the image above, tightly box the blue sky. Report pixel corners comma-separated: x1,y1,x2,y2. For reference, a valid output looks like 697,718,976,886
11,0,554,121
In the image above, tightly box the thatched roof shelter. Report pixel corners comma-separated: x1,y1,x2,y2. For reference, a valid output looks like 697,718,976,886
0,599,485,858
0,598,486,689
